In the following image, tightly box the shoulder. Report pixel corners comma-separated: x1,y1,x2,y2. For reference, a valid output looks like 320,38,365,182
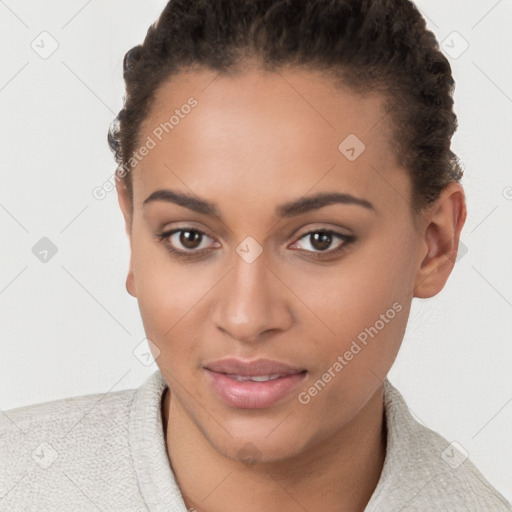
0,383,146,510
366,380,512,511
1,385,136,449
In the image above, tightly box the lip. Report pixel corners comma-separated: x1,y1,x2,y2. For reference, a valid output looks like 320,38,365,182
203,358,307,409
204,358,306,376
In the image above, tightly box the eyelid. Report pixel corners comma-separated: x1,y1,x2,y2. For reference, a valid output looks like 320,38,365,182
289,222,353,243
292,225,352,240
158,227,219,247
289,229,354,252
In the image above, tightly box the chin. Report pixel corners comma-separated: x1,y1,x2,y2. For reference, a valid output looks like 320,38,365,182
203,419,317,466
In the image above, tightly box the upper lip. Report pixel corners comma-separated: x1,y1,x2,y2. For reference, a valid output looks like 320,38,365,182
204,358,306,377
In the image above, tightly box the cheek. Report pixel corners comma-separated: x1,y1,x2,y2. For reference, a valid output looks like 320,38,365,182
130,233,211,357
288,231,415,379
290,268,410,437
294,234,413,328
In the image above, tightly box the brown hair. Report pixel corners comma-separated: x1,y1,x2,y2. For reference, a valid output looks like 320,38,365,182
108,0,463,214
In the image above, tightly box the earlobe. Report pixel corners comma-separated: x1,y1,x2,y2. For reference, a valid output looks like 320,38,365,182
413,183,467,299
126,259,137,298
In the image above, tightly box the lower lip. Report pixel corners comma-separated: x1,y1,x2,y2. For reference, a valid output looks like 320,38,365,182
204,369,307,409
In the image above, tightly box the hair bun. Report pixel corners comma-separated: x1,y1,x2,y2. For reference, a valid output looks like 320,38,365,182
123,45,144,77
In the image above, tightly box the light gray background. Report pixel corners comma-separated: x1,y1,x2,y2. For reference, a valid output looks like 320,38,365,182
1,0,511,502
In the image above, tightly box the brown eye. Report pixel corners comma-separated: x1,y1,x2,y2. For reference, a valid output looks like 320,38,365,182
290,230,354,257
179,230,203,249
158,228,219,257
309,232,333,251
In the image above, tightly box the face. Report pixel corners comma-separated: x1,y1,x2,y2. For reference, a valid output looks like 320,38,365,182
119,65,429,463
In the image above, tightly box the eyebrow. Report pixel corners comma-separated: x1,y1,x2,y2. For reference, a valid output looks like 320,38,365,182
143,189,375,218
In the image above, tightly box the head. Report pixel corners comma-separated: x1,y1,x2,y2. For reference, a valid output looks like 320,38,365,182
110,0,466,463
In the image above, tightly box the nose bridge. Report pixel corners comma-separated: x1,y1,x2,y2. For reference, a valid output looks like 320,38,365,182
213,249,291,342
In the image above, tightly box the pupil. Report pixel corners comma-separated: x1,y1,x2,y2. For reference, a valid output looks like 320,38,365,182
311,232,331,250
180,230,202,249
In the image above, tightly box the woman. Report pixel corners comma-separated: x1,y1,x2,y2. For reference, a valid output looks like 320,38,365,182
1,0,510,510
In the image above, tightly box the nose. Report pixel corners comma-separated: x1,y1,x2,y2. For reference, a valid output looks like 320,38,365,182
212,252,294,344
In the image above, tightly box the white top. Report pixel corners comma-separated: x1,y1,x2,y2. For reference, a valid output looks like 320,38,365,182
1,370,510,511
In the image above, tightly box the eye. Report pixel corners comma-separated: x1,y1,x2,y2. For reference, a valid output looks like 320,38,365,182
157,228,219,257
157,227,354,261
289,230,354,256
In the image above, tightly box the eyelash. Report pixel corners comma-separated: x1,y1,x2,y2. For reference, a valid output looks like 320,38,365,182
157,227,355,261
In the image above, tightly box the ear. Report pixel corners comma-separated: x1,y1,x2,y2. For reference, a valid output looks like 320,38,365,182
413,182,467,298
115,174,137,298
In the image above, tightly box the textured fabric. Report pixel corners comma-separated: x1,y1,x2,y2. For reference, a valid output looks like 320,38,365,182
1,370,510,511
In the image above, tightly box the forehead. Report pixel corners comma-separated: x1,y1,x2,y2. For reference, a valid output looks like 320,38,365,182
133,66,410,217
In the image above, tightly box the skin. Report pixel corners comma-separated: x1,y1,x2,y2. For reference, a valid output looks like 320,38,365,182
116,64,466,512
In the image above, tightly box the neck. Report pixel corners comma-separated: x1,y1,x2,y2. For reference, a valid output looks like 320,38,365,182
161,385,386,512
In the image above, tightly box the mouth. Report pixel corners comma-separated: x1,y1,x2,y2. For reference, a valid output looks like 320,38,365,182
222,373,292,382
203,358,308,409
